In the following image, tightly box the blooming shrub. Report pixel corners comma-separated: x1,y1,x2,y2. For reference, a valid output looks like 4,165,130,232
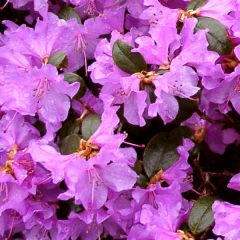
1,0,240,239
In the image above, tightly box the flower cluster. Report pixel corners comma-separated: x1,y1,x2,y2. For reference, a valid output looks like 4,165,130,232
1,0,240,239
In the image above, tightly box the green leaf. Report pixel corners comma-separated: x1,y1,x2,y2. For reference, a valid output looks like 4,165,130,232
64,72,87,98
187,0,207,10
171,97,198,125
143,126,192,177
58,119,80,140
157,69,170,75
60,133,81,155
188,196,216,235
81,114,101,140
48,51,68,68
137,174,149,188
196,17,233,55
58,6,81,23
112,40,147,74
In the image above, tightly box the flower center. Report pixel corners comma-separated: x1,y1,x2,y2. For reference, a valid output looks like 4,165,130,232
42,56,49,65
149,169,165,186
194,125,206,143
178,9,200,22
0,145,18,177
136,71,158,85
76,139,99,159
177,230,195,240
33,78,50,97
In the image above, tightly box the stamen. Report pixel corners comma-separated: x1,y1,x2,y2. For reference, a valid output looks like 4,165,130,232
35,175,52,185
77,33,88,76
0,0,9,11
149,191,158,209
7,213,15,240
77,139,99,159
123,141,145,148
87,168,103,209
149,169,165,185
3,112,18,133
178,9,200,22
177,230,195,240
0,182,9,202
42,56,49,65
33,78,50,97
135,71,158,85
194,125,206,143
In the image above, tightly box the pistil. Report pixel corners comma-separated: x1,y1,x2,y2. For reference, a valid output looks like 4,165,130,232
178,9,200,22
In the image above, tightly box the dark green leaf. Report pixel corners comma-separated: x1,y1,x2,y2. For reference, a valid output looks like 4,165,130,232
60,133,81,155
171,97,198,125
196,17,233,55
187,0,207,10
48,51,68,68
143,126,192,177
81,114,101,140
188,196,216,234
137,174,149,188
112,40,147,74
64,72,87,98
157,69,170,75
58,6,81,23
134,160,143,175
58,119,80,140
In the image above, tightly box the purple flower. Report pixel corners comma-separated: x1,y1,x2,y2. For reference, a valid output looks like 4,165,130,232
0,65,79,124
162,139,194,192
212,200,240,239
196,0,237,24
10,0,48,16
204,66,240,115
128,183,191,240
149,66,199,124
72,90,104,117
29,103,137,210
228,173,240,191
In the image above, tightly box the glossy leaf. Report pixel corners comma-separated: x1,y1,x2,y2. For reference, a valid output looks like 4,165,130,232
60,133,81,155
187,0,207,10
58,6,81,23
196,17,232,55
112,40,147,74
188,196,216,234
171,97,198,125
48,51,68,68
143,127,192,177
81,114,101,140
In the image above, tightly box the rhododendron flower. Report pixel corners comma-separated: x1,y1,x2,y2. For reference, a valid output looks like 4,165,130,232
0,65,79,124
213,200,240,240
128,183,191,240
0,0,240,239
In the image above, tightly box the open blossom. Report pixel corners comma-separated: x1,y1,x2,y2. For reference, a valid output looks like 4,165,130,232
90,26,200,125
0,65,79,124
161,139,194,192
128,183,191,240
183,112,240,154
29,103,137,210
10,0,48,15
186,0,237,24
1,0,240,239
204,66,240,115
228,173,240,191
212,200,240,240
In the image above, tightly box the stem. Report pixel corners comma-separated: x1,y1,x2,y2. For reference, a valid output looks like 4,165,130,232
205,171,234,177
